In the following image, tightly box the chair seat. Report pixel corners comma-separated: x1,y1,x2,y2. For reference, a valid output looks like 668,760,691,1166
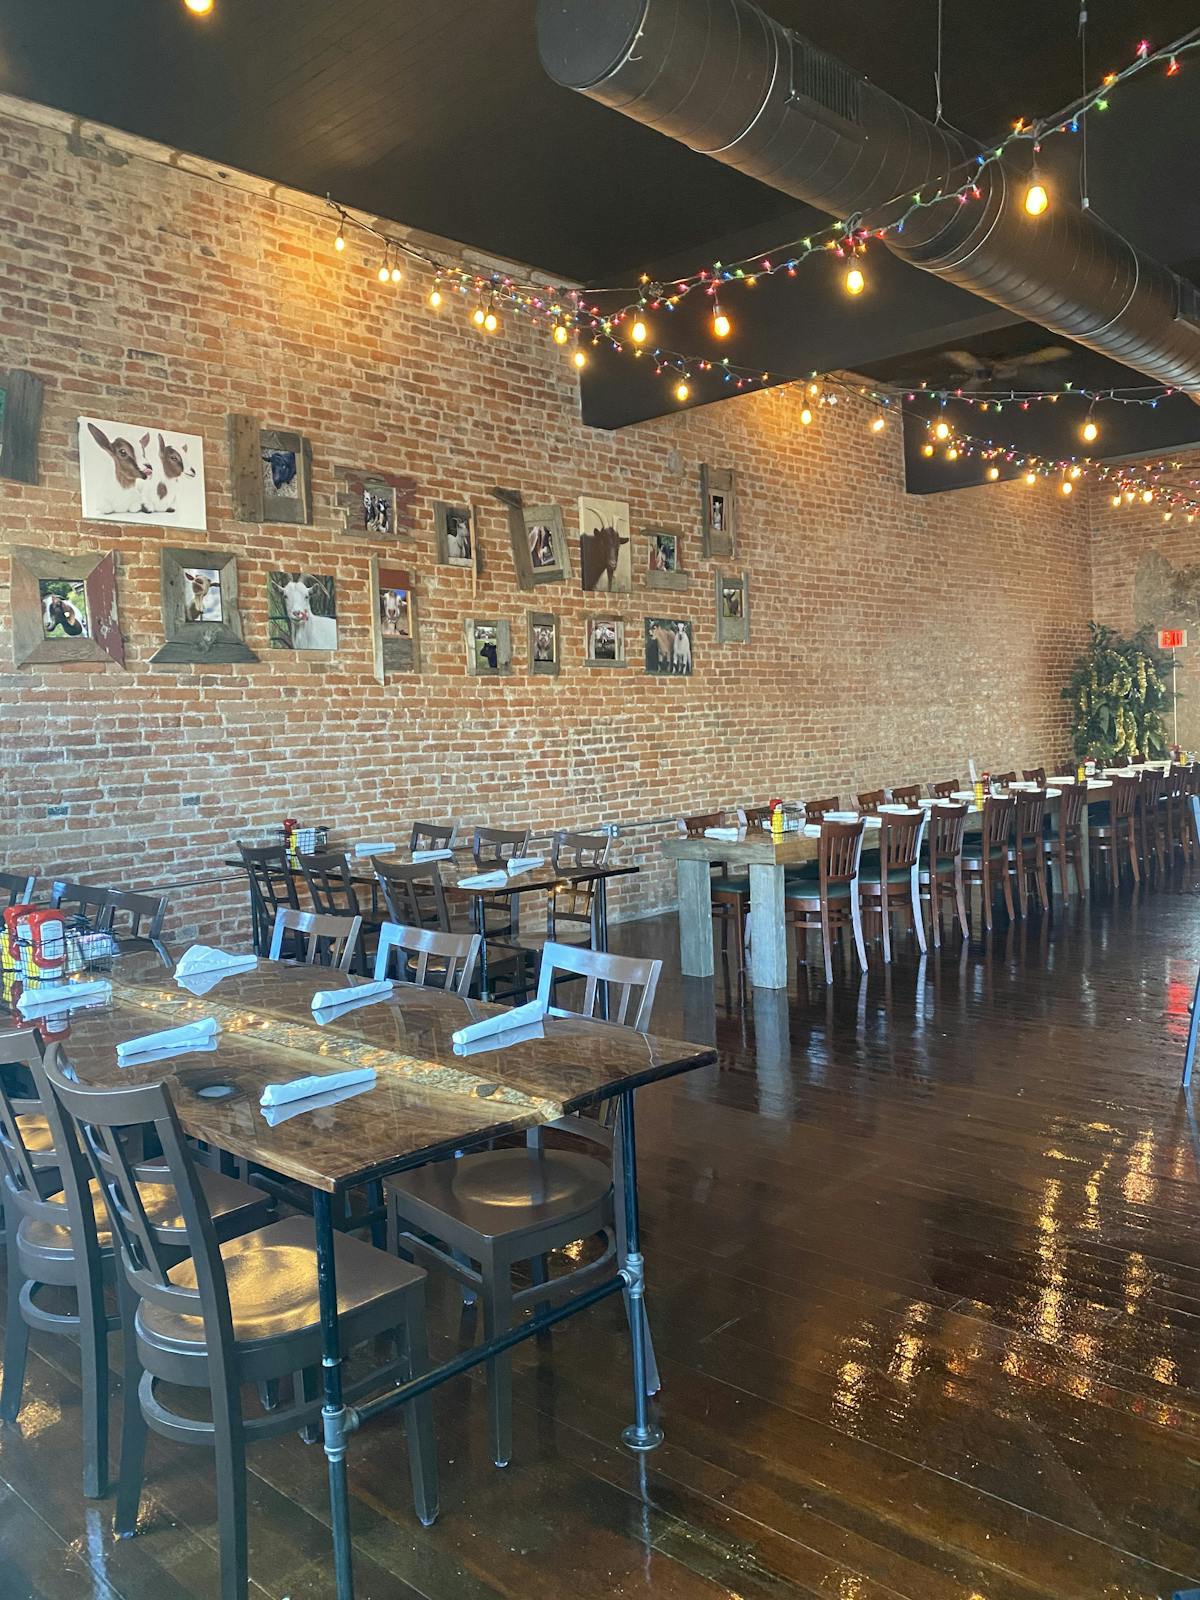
14,1111,54,1155
386,1147,610,1244
712,876,750,898
859,867,917,887
962,847,1006,867
137,1214,424,1354
786,880,854,903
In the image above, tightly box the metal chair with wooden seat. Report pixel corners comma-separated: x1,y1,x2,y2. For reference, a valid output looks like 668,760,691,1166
268,907,361,971
962,795,1016,932
237,842,299,955
784,818,867,984
43,1048,439,1599
385,942,662,1469
919,801,969,946
1044,780,1087,900
375,858,452,932
1008,789,1049,916
678,812,749,970
858,808,927,962
545,830,612,948
374,923,481,994
1089,772,1141,888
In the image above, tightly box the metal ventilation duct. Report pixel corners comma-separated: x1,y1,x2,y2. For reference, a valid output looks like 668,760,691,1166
537,0,1200,399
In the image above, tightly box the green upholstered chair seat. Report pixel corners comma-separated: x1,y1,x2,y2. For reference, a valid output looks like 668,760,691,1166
786,879,854,902
1089,802,1111,825
962,846,1006,866
712,875,750,897
860,867,917,887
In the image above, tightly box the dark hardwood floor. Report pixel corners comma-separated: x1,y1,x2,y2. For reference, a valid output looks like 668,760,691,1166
4,879,1200,1599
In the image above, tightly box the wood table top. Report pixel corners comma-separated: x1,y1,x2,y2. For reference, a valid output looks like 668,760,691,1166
224,851,638,897
3,953,713,1194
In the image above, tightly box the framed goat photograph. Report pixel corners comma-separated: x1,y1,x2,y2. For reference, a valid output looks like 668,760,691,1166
716,569,750,644
527,610,560,676
370,559,420,682
334,465,417,540
579,497,632,594
434,501,478,569
465,617,512,676
227,414,313,526
699,464,736,558
267,572,338,652
500,493,571,589
0,369,44,485
585,615,625,667
645,616,694,676
10,544,124,669
78,416,207,531
643,526,690,592
150,548,257,665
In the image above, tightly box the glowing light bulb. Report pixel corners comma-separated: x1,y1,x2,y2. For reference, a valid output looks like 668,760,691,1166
1061,479,1073,495
378,264,390,284
1024,471,1037,486
713,310,731,338
472,306,486,326
800,407,814,426
1124,490,1135,504
573,349,587,370
934,420,950,440
946,447,959,461
1142,489,1154,504
428,288,442,308
552,322,569,345
987,466,1000,480
1082,419,1098,443
334,230,346,254
1163,511,1173,522
921,442,935,458
808,382,820,397
675,380,690,403
1024,180,1049,216
631,318,649,344
1069,465,1082,479
870,415,886,433
1111,493,1122,507
483,309,498,332
184,0,213,13
844,265,866,296
390,265,403,283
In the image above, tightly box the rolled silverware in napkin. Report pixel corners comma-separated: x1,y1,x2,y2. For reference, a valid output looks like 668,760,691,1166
354,842,396,857
117,1017,220,1061
452,999,547,1048
17,979,112,1014
411,848,454,863
505,856,545,875
310,980,393,1012
457,871,509,890
260,1067,376,1108
174,945,258,984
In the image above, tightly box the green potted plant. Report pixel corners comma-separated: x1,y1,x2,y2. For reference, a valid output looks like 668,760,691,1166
1062,622,1173,762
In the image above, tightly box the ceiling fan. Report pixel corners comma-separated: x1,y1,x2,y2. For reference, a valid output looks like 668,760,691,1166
936,344,1073,390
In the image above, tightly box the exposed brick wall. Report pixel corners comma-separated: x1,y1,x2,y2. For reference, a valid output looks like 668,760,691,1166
0,106,1093,944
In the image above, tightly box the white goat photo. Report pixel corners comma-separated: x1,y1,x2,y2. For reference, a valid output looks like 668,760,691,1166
269,571,338,651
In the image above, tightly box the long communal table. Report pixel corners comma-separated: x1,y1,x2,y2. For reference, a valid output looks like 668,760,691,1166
662,781,1117,989
8,951,714,1599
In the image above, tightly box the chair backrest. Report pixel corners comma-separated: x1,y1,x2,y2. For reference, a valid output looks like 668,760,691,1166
879,809,925,873
1023,767,1047,786
929,779,959,799
890,784,922,807
0,872,35,907
928,801,968,861
805,796,840,823
981,794,1015,851
817,818,864,889
551,830,612,870
1167,763,1187,803
298,851,361,917
548,832,612,939
1141,768,1165,812
238,842,299,922
49,880,112,929
102,888,168,946
992,771,1017,787
678,812,727,838
1057,780,1087,835
1109,754,1129,769
269,907,361,970
1111,773,1141,820
374,923,481,994
410,821,456,853
535,941,662,1032
1013,789,1046,844
735,805,773,828
374,858,451,931
856,789,887,815
0,1028,64,1225
472,826,531,866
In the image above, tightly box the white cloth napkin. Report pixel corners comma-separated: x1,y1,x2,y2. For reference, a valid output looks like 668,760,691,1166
452,999,547,1048
458,871,509,890
506,856,545,875
877,804,915,814
260,1076,378,1125
17,978,111,1014
117,1017,220,1061
703,826,741,840
824,811,860,822
311,980,393,1013
173,946,257,996
354,842,396,857
260,1067,376,1108
411,848,454,863
454,1019,546,1056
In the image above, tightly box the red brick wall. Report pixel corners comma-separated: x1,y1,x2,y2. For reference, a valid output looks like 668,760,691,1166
0,106,1093,943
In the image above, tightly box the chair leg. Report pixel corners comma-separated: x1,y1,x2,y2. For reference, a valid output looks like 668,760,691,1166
954,866,969,939
1035,852,1049,913
77,1269,111,1499
480,1260,514,1468
212,1398,249,1600
999,859,1016,922
0,1229,29,1423
849,894,868,972
115,1276,147,1537
1127,821,1140,885
879,897,892,964
528,1253,552,1325
979,869,993,933
819,903,834,984
911,876,926,954
399,1298,439,1527
930,886,941,949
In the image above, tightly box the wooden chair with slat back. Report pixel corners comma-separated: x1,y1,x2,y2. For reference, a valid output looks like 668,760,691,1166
41,1046,437,1596
472,826,532,938
1008,789,1049,917
784,819,867,984
101,889,168,956
962,795,1016,932
298,851,378,970
992,771,1017,788
1139,767,1168,876
890,784,922,808
547,830,612,946
375,859,451,932
1023,767,1047,786
374,924,481,995
1089,772,1141,890
736,805,773,828
1166,763,1192,865
410,821,456,853
49,880,112,930
0,872,35,907
919,802,969,946
1109,754,1129,769
268,907,361,971
929,779,959,799
1044,780,1087,901
678,812,748,975
858,809,927,963
857,789,888,815
237,842,299,955
803,796,840,824
385,940,664,1469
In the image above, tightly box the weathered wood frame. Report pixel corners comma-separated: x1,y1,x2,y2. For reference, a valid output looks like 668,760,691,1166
585,614,626,668
700,464,737,559
228,414,313,525
498,491,570,589
335,465,418,540
434,501,480,571
0,370,44,485
10,544,124,668
464,617,511,676
527,610,560,676
150,547,258,665
715,569,750,644
642,527,690,592
370,559,421,682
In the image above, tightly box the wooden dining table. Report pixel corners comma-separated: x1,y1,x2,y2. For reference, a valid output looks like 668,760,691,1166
3,950,714,1600
663,782,1116,989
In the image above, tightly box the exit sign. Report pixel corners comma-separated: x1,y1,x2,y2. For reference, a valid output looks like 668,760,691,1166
1159,628,1187,649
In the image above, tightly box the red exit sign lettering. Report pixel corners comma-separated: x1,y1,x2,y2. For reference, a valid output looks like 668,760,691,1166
1159,628,1187,649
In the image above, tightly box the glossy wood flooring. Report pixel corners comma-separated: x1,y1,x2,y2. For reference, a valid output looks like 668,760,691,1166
4,879,1200,1598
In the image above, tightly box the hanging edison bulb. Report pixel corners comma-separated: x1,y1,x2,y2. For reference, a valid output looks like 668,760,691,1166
844,265,866,295
1024,176,1049,216
870,415,886,433
712,305,732,338
630,317,649,344
1082,417,1099,443
1024,471,1038,486
573,347,587,370
921,442,935,458
1061,479,1074,495
552,322,570,345
934,420,950,440
428,287,442,308
987,466,1001,480
800,406,814,426
675,379,690,403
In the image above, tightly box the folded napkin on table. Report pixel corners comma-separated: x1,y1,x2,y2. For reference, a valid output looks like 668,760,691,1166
117,1017,220,1062
17,978,111,1014
506,856,545,875
877,804,917,814
702,826,741,841
411,848,454,863
311,979,393,1013
261,1076,379,1125
260,1067,376,1109
457,871,509,890
824,811,860,822
452,999,547,1049
453,1019,546,1056
353,842,396,857
174,945,257,982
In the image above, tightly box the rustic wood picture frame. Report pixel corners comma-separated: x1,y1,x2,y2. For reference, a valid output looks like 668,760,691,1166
434,501,480,570
0,369,45,485
228,414,314,526
464,617,511,676
494,487,571,588
335,465,418,540
715,569,750,644
645,616,694,676
149,548,258,665
700,465,737,558
10,544,124,669
585,615,626,668
527,610,560,676
642,526,690,591
370,559,420,682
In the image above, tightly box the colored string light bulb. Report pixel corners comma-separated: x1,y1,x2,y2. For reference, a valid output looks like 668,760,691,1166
934,420,950,440
1024,178,1049,216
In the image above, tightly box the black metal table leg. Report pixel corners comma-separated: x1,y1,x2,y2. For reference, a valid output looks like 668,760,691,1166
616,1091,663,1452
474,897,490,1001
314,1190,356,1599
595,874,609,1020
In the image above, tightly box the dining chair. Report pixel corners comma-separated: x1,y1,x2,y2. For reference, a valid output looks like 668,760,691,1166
858,809,927,962
42,1048,438,1598
1183,795,1200,1089
101,889,169,955
1089,773,1141,889
1165,764,1190,866
385,942,662,1469
889,783,923,808
803,796,840,823
410,821,456,853
375,858,452,932
1008,789,1049,916
962,795,1016,932
237,842,299,955
1139,767,1168,876
856,789,888,814
919,802,969,946
268,907,361,971
1023,767,1048,786
929,779,959,799
0,1037,273,1501
1109,754,1130,769
374,923,481,995
784,818,867,984
678,813,749,972
992,771,1017,788
471,826,532,939
736,804,774,829
547,829,612,947
0,871,35,907
298,851,379,970
1044,780,1087,901
49,880,112,929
